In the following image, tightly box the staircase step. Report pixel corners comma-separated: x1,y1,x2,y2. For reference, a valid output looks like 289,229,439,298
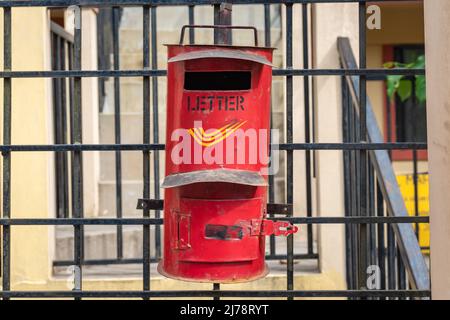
100,151,143,181
99,180,148,217
100,113,143,144
101,77,167,114
99,113,166,145
119,7,143,31
119,29,143,54
103,79,143,114
54,225,158,261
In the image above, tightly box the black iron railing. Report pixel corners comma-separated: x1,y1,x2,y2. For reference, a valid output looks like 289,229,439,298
0,0,430,300
51,22,74,219
339,37,429,293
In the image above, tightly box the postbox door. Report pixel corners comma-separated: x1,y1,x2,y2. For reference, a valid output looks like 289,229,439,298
176,197,264,262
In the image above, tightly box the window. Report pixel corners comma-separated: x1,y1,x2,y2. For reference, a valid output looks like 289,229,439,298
384,45,427,161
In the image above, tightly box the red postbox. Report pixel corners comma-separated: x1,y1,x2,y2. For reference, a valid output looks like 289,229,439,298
159,25,298,283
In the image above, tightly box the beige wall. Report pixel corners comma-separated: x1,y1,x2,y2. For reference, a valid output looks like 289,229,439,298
81,9,100,217
424,0,450,300
0,8,55,285
0,8,99,288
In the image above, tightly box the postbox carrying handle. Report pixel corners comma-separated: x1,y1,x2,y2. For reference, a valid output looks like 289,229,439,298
179,25,259,47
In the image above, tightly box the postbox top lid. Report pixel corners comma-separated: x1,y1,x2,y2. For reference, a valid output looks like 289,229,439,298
167,47,274,67
161,169,267,188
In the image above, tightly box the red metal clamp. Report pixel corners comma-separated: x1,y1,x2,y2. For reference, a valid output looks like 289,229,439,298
250,219,298,237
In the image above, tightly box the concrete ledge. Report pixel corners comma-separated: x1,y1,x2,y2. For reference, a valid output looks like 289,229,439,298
5,268,346,300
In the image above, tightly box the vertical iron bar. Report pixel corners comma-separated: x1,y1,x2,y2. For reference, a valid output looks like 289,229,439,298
151,6,161,260
368,159,376,266
342,76,354,289
413,150,419,239
112,6,123,260
302,3,313,255
60,37,70,219
386,78,396,297
285,3,294,300
53,34,64,219
376,183,386,292
386,94,392,159
210,5,226,298
358,1,368,291
213,3,232,45
2,6,12,299
264,3,276,257
349,95,359,290
143,4,151,297
397,248,406,301
68,42,74,220
213,283,220,301
188,5,195,44
387,223,396,292
397,246,406,292
264,4,271,47
72,7,84,299
412,78,419,240
213,3,220,44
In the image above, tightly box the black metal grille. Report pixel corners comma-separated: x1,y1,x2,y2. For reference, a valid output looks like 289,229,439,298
0,0,430,299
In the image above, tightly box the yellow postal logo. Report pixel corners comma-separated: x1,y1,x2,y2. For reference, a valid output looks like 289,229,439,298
187,120,247,147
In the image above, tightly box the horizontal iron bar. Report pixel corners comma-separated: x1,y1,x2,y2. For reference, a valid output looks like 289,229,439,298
0,1,415,8
273,68,425,76
0,68,424,79
0,290,430,298
279,143,427,150
53,258,157,267
0,70,167,78
53,253,319,267
137,199,294,215
0,144,165,152
0,143,427,152
257,253,319,260
278,216,430,224
0,216,428,226
0,218,164,225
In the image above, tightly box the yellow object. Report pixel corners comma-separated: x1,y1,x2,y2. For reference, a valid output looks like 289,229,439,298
396,174,430,254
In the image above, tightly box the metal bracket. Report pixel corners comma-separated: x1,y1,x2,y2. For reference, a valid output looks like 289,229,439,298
136,199,163,210
267,203,293,216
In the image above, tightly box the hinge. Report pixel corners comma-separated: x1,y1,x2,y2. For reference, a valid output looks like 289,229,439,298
170,210,191,250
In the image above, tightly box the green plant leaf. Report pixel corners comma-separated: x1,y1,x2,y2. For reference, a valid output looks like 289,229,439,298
383,61,396,69
415,75,426,104
412,55,425,69
397,79,412,102
386,75,404,100
384,54,426,103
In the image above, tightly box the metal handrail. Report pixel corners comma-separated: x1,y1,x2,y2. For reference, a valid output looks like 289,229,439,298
337,37,430,291
50,21,74,43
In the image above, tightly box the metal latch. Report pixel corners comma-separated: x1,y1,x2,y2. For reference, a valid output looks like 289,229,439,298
249,219,298,237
